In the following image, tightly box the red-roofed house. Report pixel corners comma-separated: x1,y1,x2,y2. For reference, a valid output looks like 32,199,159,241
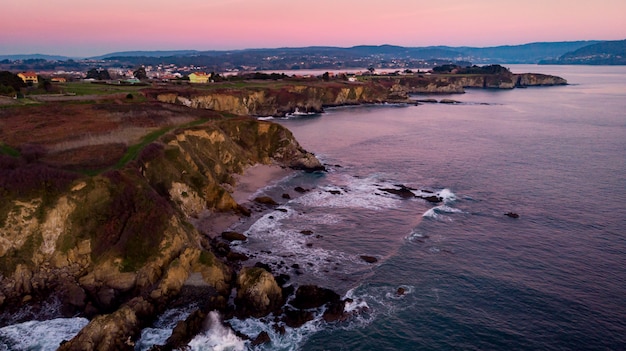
17,72,38,84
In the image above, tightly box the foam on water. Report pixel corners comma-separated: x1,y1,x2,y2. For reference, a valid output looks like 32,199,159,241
437,188,457,203
187,312,245,351
229,314,324,351
292,174,403,211
421,189,461,220
136,304,199,350
422,205,463,220
239,206,358,277
0,317,88,351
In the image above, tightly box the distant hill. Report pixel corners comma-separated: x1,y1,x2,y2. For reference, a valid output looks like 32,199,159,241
1,41,621,71
0,54,73,61
94,41,600,66
539,39,626,65
451,41,601,63
91,50,201,60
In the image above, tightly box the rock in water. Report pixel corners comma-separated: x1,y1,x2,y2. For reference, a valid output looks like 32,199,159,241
251,331,271,346
254,196,278,205
360,255,378,264
291,285,340,310
505,212,520,219
235,267,282,317
221,231,248,242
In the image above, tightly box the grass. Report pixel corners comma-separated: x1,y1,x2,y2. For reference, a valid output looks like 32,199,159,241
113,118,210,170
59,82,147,96
0,142,20,157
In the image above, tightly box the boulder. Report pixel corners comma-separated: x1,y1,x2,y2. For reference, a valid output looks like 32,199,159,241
322,299,348,323
251,331,271,346
291,285,340,310
163,309,207,350
419,195,442,203
379,185,415,199
221,231,248,242
282,307,314,328
235,267,282,318
58,297,154,351
254,196,278,206
360,255,378,264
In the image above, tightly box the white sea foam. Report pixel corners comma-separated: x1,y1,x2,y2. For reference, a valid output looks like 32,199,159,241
229,314,323,351
187,311,245,351
438,188,457,203
422,204,463,221
135,305,199,350
0,317,88,351
293,174,402,211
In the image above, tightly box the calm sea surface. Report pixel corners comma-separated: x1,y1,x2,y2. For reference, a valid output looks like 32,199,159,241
1,65,625,350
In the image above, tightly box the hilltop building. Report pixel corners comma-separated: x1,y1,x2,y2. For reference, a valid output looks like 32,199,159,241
17,72,38,84
188,72,211,84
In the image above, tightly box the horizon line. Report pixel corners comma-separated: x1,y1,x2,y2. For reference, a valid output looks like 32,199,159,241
1,39,619,59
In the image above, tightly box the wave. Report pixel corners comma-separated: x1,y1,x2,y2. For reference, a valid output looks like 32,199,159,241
292,174,403,211
188,312,246,351
239,207,361,278
0,317,88,351
136,304,199,350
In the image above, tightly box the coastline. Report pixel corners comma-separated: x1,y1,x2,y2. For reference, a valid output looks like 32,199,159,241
192,163,296,239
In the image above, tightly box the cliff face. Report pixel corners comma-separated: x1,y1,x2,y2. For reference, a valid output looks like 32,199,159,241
148,74,567,116
396,73,567,93
147,82,397,117
0,118,323,347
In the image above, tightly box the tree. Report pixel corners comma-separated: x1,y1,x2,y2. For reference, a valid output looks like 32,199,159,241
133,66,147,80
0,71,26,93
86,68,111,80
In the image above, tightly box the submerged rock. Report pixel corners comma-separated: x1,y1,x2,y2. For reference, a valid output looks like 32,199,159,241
379,185,416,199
251,331,271,346
254,196,278,206
360,255,378,264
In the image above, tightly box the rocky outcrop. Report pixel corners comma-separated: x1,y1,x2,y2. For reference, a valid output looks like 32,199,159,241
146,73,566,115
394,72,567,93
516,73,568,86
58,297,154,351
235,267,283,317
146,82,396,117
0,118,323,347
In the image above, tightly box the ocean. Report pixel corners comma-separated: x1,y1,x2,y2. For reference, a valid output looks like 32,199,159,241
1,65,625,350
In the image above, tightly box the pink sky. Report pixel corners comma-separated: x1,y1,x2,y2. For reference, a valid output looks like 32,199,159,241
1,0,625,57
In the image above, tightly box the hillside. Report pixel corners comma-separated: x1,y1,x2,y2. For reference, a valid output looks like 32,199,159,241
539,39,626,65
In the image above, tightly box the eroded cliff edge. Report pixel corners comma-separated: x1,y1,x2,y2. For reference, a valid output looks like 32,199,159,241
144,72,567,117
0,118,324,349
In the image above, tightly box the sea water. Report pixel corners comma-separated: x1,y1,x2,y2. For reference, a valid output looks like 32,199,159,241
2,65,625,350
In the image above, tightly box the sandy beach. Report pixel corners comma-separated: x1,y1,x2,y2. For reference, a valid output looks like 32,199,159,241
192,163,296,238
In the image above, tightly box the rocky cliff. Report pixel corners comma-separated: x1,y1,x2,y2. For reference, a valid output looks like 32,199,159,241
0,118,324,349
144,81,402,117
395,73,567,93
145,74,566,116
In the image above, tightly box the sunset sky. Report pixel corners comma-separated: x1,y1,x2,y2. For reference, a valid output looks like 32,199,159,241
1,0,625,57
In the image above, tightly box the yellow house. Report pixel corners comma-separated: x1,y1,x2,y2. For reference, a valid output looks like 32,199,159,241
17,71,38,84
188,72,210,84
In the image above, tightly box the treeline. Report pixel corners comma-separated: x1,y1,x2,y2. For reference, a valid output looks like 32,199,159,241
0,71,26,95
